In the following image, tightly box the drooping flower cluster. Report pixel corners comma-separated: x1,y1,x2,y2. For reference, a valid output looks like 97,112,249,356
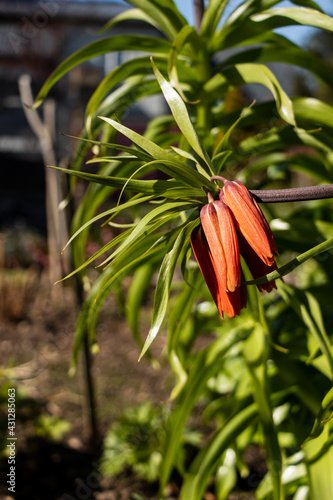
191,179,278,319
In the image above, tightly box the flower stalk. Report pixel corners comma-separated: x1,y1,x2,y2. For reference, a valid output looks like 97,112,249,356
249,184,333,203
211,177,333,203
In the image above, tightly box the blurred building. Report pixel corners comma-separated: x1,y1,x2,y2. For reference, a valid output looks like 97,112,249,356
0,0,165,233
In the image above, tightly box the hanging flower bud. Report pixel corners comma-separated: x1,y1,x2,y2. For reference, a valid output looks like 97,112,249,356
190,194,246,319
220,180,278,267
219,179,279,291
200,193,240,292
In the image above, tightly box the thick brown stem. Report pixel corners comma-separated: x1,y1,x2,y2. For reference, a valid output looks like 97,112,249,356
194,0,204,32
211,175,333,203
249,185,333,203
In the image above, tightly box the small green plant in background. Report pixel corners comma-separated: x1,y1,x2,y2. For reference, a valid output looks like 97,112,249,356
0,381,71,461
101,402,165,482
34,1,333,498
100,401,201,483
34,414,71,441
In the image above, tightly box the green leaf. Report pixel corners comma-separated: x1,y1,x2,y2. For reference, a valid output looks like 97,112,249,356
293,97,333,129
151,58,215,175
62,134,153,162
96,117,214,188
50,164,201,197
256,463,307,500
159,323,254,492
34,35,171,107
167,25,203,103
251,7,333,33
304,387,333,443
87,223,188,352
125,0,187,40
93,156,211,190
200,0,229,38
126,263,159,348
180,404,258,500
205,63,296,127
243,324,282,500
85,55,168,133
59,230,129,284
246,236,333,285
213,101,255,156
279,284,333,379
69,160,135,270
68,76,161,182
97,119,214,192
211,3,331,51
62,194,155,255
303,417,333,499
217,45,333,89
72,231,172,366
100,8,163,34
211,0,287,50
290,0,322,10
110,201,193,265
167,266,201,355
98,115,180,163
239,152,331,184
221,0,282,27
139,219,197,359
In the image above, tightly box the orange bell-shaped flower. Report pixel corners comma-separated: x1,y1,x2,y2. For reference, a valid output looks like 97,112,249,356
200,193,241,292
220,179,279,292
191,194,246,319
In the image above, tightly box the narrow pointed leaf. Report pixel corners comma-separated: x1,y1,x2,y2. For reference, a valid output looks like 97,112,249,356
200,0,229,37
139,219,197,359
100,8,162,34
34,35,171,107
160,324,253,491
98,115,184,164
124,0,187,40
246,236,333,285
49,165,193,196
218,45,333,89
126,263,158,348
85,56,168,132
180,404,258,500
111,201,193,264
151,58,214,175
62,194,155,254
252,7,333,32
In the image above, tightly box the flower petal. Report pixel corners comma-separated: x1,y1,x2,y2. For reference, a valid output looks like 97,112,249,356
200,198,240,292
221,180,278,265
191,225,221,315
191,226,245,318
238,231,278,293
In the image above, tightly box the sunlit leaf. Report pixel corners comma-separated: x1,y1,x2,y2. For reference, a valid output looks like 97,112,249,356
246,236,333,285
34,35,171,107
139,219,198,359
252,7,333,32
151,58,215,175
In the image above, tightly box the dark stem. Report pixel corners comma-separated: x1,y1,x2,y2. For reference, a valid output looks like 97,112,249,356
249,185,333,203
211,176,333,202
194,0,204,32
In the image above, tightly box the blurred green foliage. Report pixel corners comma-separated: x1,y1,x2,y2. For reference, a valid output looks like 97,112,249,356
36,1,333,498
